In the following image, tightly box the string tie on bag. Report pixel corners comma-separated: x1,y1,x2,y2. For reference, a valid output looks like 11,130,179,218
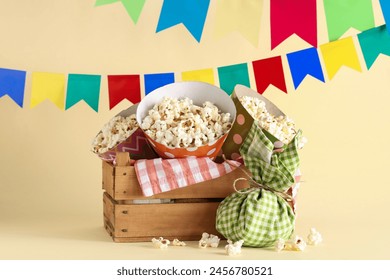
222,154,292,202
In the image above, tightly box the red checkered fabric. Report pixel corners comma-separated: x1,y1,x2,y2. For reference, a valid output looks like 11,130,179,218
135,157,241,196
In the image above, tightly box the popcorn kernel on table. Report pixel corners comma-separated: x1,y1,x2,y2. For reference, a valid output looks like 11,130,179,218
307,228,323,246
198,232,220,248
151,237,170,249
172,239,186,246
225,240,244,256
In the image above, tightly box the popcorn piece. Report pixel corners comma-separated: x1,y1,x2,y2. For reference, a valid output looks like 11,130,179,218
141,97,232,148
307,228,323,246
172,239,186,246
274,238,286,252
151,237,170,249
225,240,244,256
91,114,139,154
287,235,307,251
199,232,220,248
276,236,306,252
239,96,306,148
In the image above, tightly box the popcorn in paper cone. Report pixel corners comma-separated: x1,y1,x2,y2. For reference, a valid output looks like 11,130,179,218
91,103,158,162
222,84,290,160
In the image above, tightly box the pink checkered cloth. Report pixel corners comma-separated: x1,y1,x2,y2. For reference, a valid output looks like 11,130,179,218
134,157,241,197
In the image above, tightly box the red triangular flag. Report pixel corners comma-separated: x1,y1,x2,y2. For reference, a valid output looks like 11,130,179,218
271,0,317,49
107,75,141,109
252,56,287,94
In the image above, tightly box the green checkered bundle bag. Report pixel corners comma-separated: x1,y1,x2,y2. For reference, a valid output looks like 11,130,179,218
216,121,301,247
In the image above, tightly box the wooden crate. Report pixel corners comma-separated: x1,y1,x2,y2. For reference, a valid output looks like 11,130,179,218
102,152,249,242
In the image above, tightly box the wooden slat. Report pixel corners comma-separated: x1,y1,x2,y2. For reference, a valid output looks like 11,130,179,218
103,192,115,227
102,161,115,198
113,202,221,239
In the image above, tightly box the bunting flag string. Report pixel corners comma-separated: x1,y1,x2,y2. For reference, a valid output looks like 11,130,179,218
94,0,390,47
323,0,375,42
271,0,317,49
6,0,390,111
2,24,390,111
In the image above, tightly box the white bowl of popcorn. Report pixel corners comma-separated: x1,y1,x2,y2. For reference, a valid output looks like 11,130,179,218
91,103,158,162
136,82,236,159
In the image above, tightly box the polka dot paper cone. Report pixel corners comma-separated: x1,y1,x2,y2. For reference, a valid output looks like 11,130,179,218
221,85,286,160
136,82,236,159
144,132,229,159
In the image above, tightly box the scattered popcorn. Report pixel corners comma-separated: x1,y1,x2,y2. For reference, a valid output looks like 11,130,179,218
287,235,307,251
307,228,323,246
172,239,187,246
199,232,220,248
225,240,244,256
275,236,306,252
151,237,170,249
141,97,232,148
274,239,286,252
239,96,306,147
91,115,139,154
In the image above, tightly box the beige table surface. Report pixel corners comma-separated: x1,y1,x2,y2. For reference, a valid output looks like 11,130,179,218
1,181,388,260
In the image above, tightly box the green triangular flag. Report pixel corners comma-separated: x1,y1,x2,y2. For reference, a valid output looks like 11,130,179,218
323,0,375,41
121,0,146,24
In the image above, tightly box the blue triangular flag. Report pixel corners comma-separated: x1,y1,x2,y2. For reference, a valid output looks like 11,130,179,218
144,73,175,94
380,0,390,34
0,68,26,108
156,0,210,42
287,48,325,89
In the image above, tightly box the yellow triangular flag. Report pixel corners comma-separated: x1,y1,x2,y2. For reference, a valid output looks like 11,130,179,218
30,72,66,109
181,68,215,85
320,37,362,80
214,0,263,47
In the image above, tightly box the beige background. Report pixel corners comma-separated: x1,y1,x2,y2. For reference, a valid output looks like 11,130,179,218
0,0,389,259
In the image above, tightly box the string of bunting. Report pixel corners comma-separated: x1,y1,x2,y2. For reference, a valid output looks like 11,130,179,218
1,1,390,111
94,0,388,47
